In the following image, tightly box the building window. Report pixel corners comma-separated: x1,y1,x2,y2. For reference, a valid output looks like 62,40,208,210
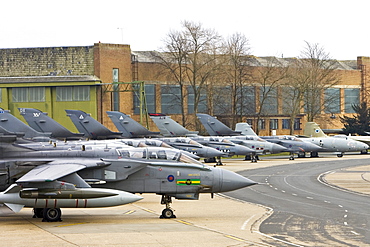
213,86,232,115
270,119,278,129
324,88,340,114
344,88,360,113
294,118,301,130
236,86,255,115
187,86,207,114
13,87,45,102
134,84,156,114
282,119,290,129
161,85,182,114
56,86,90,101
258,119,265,130
112,69,120,111
260,86,278,114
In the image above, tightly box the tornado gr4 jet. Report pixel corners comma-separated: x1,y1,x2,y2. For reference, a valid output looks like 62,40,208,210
149,113,256,164
0,135,256,220
196,114,287,162
19,108,85,140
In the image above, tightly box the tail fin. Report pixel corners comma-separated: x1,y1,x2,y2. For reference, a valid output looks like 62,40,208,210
0,109,51,140
65,110,123,139
19,108,84,140
235,123,258,136
304,122,327,137
196,113,241,136
149,113,198,137
106,111,160,138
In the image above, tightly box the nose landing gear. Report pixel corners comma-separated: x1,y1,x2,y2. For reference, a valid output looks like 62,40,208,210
160,195,176,219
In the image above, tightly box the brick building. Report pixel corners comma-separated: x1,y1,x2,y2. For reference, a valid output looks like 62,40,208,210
0,43,369,135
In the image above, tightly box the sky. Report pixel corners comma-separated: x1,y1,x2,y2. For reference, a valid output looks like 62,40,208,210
1,0,368,60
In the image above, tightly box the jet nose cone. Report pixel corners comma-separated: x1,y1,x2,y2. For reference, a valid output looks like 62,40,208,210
234,145,254,155
271,143,288,154
206,147,226,158
220,169,257,192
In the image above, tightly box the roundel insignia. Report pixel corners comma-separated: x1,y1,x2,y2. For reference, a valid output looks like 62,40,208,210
315,129,320,133
167,175,175,182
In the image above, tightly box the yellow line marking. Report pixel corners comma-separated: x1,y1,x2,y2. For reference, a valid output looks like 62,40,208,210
142,209,155,213
176,220,193,225
124,210,135,215
224,235,245,242
57,222,88,227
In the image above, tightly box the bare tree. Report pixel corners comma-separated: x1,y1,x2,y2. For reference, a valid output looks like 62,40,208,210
156,21,222,128
219,33,252,127
292,41,341,122
253,57,289,134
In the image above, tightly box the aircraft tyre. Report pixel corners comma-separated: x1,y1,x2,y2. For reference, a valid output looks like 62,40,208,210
42,208,62,222
33,208,44,218
310,152,319,158
161,208,176,219
297,152,306,158
337,153,343,157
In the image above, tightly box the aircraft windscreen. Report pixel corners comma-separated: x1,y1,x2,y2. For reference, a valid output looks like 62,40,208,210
188,139,201,146
178,152,203,165
160,142,172,148
221,139,233,144
117,148,201,164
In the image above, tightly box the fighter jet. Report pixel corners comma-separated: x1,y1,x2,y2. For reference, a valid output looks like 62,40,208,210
149,113,257,164
107,111,160,138
65,109,123,139
301,122,369,157
0,135,256,221
235,122,323,160
19,108,85,140
196,114,287,162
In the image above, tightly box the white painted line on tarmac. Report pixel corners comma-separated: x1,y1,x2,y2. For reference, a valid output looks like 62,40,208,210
241,214,255,230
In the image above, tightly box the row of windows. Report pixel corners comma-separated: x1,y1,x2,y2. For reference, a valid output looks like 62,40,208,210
248,118,301,130
132,85,360,115
9,86,90,103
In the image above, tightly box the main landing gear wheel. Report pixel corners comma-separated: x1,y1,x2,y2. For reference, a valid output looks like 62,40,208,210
42,208,62,222
160,195,176,219
337,153,343,157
